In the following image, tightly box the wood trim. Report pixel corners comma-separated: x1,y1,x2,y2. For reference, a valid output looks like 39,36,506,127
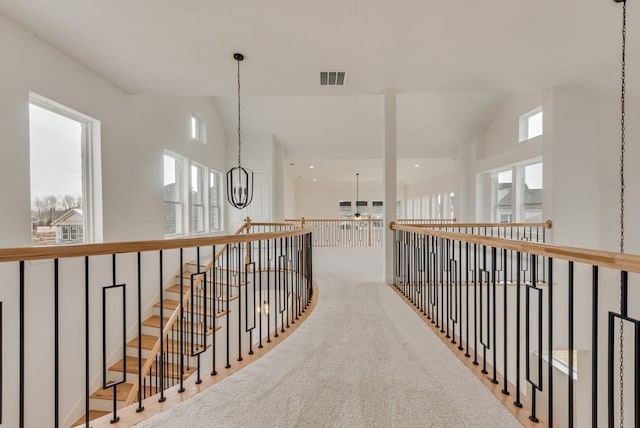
0,227,311,263
390,222,640,274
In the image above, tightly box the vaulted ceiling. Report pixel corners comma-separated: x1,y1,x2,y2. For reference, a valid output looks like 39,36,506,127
0,0,631,185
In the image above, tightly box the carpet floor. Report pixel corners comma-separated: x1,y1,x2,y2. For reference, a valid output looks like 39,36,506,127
135,247,522,428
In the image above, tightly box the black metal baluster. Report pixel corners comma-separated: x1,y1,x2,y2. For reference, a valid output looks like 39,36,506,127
159,250,166,402
568,261,574,428
514,252,522,408
54,259,59,428
258,241,263,349
491,247,498,385
592,266,598,427
502,248,509,394
179,249,185,392
84,257,89,428
212,245,218,376
225,245,231,368
548,258,553,426
238,243,243,361
137,252,145,410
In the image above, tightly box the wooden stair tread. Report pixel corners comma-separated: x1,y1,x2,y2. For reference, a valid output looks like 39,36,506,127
142,315,222,332
127,332,220,351
109,356,196,379
72,410,110,426
166,285,239,301
154,299,237,314
89,382,155,401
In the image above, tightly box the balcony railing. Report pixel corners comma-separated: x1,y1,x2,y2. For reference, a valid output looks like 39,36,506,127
285,218,456,247
0,220,314,427
390,220,639,427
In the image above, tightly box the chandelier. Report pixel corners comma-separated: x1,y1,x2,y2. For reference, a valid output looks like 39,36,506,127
226,53,254,209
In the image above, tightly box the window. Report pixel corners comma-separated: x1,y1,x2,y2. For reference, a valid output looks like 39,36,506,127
191,114,206,143
484,161,543,223
523,162,543,221
164,152,185,235
209,170,222,232
519,107,543,142
190,163,206,234
494,170,513,223
356,200,368,216
371,201,383,218
420,197,429,220
338,201,352,218
446,192,455,219
29,94,101,245
432,194,442,219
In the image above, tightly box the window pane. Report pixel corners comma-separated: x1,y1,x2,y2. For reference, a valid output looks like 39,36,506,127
495,170,512,223
524,163,543,221
164,155,183,203
191,165,203,205
164,153,184,235
29,103,85,245
527,111,543,139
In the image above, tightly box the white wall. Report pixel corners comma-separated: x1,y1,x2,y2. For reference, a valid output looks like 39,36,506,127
294,180,383,218
0,14,228,246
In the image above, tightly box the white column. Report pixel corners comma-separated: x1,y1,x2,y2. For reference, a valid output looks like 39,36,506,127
383,92,397,284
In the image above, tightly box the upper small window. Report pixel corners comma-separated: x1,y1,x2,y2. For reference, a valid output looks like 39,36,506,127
191,114,206,143
519,107,543,142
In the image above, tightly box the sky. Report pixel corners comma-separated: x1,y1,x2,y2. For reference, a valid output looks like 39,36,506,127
29,104,83,200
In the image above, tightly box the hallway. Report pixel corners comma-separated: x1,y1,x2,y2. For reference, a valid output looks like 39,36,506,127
135,247,522,427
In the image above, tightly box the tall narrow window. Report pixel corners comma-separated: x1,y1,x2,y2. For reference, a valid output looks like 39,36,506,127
209,170,222,232
191,114,206,143
191,163,205,234
495,170,513,223
164,152,185,235
432,194,442,219
447,192,455,219
523,162,543,221
29,95,101,245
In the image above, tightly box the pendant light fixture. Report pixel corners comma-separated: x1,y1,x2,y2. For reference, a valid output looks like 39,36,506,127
226,53,254,209
354,172,361,218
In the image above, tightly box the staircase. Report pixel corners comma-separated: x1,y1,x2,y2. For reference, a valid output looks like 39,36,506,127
71,258,231,427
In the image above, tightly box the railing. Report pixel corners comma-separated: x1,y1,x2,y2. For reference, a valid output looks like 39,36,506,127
390,220,639,427
0,220,314,428
285,218,455,247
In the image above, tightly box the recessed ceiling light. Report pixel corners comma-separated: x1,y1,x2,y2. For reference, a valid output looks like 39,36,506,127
313,178,317,182
310,165,315,169
414,164,420,168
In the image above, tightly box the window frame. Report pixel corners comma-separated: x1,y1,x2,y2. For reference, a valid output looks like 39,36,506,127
164,151,188,237
190,114,206,144
190,162,207,235
519,106,543,142
29,93,103,244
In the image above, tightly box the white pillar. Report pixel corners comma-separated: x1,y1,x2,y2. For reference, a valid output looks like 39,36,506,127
383,92,397,284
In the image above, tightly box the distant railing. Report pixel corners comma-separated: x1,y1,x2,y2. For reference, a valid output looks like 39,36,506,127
390,220,638,427
285,218,456,247
0,220,314,428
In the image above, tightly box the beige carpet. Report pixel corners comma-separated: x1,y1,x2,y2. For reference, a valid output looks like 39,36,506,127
135,247,522,428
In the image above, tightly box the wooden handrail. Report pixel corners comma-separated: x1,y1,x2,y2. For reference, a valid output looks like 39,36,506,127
0,227,311,263
413,220,553,229
390,222,640,274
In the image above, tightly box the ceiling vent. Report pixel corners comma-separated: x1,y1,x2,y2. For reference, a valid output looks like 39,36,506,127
320,71,346,86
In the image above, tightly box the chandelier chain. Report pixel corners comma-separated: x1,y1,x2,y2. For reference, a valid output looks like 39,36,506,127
237,57,242,167
619,1,627,426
